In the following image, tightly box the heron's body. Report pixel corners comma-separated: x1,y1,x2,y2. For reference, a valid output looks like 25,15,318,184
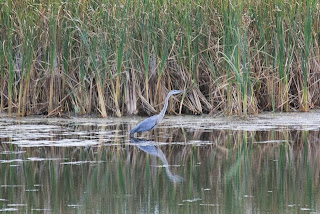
130,115,159,134
130,90,183,135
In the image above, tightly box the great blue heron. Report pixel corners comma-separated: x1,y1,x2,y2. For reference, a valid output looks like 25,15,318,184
130,90,183,135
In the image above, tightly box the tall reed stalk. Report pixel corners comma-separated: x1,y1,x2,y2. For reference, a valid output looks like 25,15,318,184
6,40,14,117
48,3,58,114
115,11,127,117
222,1,233,115
0,45,4,112
302,1,312,112
275,1,289,112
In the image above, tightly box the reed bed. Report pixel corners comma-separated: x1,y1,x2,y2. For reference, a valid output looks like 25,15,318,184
0,0,319,117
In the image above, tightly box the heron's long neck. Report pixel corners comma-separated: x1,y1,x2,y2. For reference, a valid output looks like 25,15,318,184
158,93,172,121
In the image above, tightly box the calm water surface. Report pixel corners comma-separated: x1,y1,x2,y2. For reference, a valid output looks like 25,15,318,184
0,113,320,213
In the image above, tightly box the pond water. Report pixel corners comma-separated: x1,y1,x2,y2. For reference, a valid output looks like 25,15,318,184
0,112,320,213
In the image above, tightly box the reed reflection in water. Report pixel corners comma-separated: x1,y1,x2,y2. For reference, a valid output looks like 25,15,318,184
0,117,320,213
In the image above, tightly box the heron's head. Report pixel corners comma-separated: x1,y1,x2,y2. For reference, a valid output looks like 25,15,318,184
169,90,183,96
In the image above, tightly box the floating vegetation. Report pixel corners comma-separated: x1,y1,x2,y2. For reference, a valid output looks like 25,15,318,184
0,208,19,212
60,160,107,165
182,198,202,203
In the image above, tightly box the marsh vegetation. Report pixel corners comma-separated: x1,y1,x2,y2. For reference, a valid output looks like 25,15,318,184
0,0,319,117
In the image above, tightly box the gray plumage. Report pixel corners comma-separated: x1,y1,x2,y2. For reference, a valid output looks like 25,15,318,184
130,90,183,135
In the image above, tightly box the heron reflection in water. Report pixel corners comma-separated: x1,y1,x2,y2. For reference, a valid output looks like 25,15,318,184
130,137,183,183
130,90,183,136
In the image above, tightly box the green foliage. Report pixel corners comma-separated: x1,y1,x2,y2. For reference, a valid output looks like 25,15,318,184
0,0,319,116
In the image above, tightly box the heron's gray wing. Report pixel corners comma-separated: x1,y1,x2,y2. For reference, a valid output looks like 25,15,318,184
130,115,159,134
